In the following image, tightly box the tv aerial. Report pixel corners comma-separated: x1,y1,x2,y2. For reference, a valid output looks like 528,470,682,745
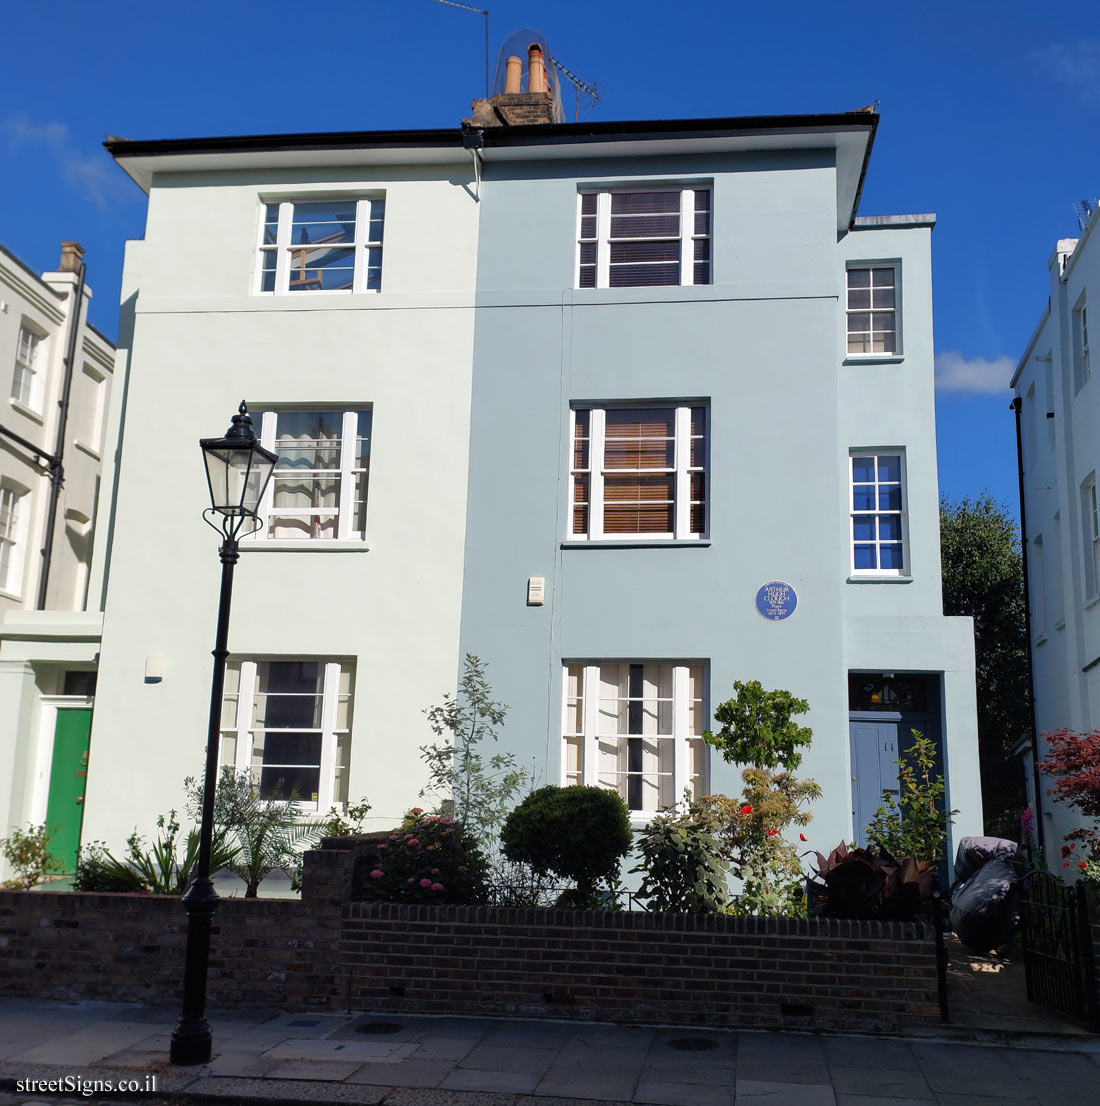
551,56,600,121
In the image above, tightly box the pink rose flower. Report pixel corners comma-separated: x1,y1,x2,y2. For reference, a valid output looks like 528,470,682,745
369,869,384,879
431,868,440,874
419,878,433,888
431,882,444,892
410,807,424,815
407,877,416,883
407,838,420,847
458,865,467,872
389,834,398,841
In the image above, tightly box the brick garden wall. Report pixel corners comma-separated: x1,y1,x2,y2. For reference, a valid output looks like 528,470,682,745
0,838,941,1032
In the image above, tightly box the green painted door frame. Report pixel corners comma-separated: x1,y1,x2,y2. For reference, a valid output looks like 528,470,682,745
44,708,93,874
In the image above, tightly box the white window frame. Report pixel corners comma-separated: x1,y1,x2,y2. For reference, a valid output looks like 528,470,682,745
561,661,707,820
849,450,909,577
220,658,353,812
0,482,29,599
569,403,708,541
1074,296,1090,393
249,408,371,543
1031,534,1046,639
11,322,45,412
576,185,712,289
845,263,901,357
75,363,107,457
256,197,384,296
1083,474,1100,602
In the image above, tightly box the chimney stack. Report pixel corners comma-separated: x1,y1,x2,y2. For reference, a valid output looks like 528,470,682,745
58,241,84,274
464,38,561,128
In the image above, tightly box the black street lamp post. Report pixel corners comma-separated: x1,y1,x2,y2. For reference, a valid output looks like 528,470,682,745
170,402,277,1067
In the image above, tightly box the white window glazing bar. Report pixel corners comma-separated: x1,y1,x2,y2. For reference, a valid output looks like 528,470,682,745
589,408,606,541
337,411,358,540
673,405,691,539
316,662,341,810
352,199,368,293
273,203,292,295
596,193,611,290
679,189,693,287
672,664,690,809
235,661,258,777
581,663,600,788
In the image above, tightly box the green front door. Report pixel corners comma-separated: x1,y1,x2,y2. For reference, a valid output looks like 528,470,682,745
44,708,93,874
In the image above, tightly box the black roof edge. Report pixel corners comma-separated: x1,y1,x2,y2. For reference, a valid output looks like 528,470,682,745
104,111,878,160
849,112,878,227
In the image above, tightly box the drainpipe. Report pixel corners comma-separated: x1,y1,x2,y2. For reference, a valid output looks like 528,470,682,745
36,249,86,610
1011,395,1045,854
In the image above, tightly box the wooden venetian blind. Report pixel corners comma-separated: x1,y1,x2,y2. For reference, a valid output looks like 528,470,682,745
603,408,675,534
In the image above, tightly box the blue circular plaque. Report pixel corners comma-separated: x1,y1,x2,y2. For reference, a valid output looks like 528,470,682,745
755,580,797,621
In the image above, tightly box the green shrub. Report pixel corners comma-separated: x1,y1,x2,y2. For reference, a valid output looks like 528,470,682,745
501,785,632,908
355,809,488,904
72,841,144,892
632,809,727,913
0,823,59,890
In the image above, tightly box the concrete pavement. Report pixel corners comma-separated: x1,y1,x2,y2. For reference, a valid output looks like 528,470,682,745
0,997,1098,1106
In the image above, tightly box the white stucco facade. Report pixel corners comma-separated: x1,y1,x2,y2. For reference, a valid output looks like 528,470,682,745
1013,211,1100,853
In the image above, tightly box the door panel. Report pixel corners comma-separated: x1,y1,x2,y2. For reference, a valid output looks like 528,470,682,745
44,708,92,874
849,719,900,848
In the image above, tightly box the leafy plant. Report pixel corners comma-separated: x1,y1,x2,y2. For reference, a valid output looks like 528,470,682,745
632,807,727,913
187,769,314,897
312,797,373,841
354,809,488,904
0,823,59,890
501,785,632,908
808,840,937,921
120,812,239,894
698,681,820,915
703,680,813,771
1038,728,1100,855
865,730,956,863
72,841,144,892
421,655,521,857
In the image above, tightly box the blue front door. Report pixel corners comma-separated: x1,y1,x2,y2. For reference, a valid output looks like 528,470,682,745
849,719,901,847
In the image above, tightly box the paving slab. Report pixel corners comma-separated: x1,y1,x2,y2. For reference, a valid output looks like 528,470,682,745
532,1067,640,1100
346,1059,457,1087
736,1080,837,1105
9,1022,167,1066
921,1066,1033,1098
440,1067,543,1094
1003,1048,1100,1084
823,1036,921,1071
205,1047,282,1077
264,1038,415,1062
632,1075,733,1105
827,1065,935,1098
186,1073,388,1102
638,1058,735,1086
410,1037,482,1062
834,1096,933,1106
459,1044,558,1073
932,1095,1041,1106
264,1058,366,1081
381,1089,517,1106
553,1043,648,1073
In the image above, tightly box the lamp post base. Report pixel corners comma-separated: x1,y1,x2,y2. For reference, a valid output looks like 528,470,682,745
169,1020,213,1066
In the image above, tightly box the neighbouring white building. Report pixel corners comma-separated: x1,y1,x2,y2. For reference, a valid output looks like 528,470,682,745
0,240,115,874
1013,204,1100,854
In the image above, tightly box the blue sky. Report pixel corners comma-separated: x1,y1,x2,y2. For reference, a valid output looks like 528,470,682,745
2,1,1096,517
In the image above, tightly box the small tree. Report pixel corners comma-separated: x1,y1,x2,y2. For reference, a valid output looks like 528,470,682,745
421,654,521,854
1039,728,1100,862
501,785,632,907
700,681,820,915
865,730,957,863
187,769,314,897
0,823,59,890
704,680,813,770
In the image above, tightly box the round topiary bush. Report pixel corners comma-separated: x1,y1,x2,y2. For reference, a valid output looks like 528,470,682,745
356,809,488,904
501,785,632,907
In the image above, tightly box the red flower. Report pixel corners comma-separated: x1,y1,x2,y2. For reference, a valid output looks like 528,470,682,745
1061,844,1072,859
766,828,778,837
410,807,424,815
740,804,753,815
1064,861,1071,868
1079,861,1089,870
799,834,807,842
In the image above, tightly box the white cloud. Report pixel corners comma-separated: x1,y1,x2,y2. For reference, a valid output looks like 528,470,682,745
934,350,1016,395
2,112,127,209
1029,41,1100,108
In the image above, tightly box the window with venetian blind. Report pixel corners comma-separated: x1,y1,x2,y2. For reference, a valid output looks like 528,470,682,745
577,187,711,288
563,662,707,815
570,404,707,540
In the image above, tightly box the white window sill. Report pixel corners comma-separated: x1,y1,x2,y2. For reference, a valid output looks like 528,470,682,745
843,354,905,366
561,539,712,549
846,574,913,584
242,541,372,553
9,398,44,424
0,586,24,602
73,439,101,461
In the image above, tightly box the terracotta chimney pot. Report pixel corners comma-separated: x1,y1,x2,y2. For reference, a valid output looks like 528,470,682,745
505,55,523,94
527,44,546,94
59,241,84,273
